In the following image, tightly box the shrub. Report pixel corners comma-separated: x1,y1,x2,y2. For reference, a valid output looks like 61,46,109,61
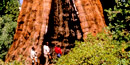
0,59,24,65
56,33,130,65
105,0,130,43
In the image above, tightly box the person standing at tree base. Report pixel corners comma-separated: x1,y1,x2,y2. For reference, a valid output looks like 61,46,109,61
43,42,51,65
54,45,62,58
30,47,38,65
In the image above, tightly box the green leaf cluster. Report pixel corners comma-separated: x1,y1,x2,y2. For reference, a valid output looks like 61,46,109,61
56,33,130,65
0,0,19,60
105,0,130,43
0,0,20,20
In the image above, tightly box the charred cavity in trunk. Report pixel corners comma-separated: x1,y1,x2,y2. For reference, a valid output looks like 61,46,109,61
43,0,83,56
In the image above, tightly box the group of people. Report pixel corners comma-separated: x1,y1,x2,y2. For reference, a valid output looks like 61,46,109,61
30,42,62,65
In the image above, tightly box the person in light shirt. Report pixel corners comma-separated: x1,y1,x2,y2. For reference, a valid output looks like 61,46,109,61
43,42,51,65
30,47,37,65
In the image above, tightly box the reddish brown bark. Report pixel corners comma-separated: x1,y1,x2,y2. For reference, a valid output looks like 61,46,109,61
75,0,106,40
6,0,52,64
6,0,106,65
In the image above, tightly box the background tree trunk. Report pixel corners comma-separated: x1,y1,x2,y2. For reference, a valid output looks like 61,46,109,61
6,0,106,64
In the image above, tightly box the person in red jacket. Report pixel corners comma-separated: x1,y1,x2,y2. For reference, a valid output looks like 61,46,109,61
54,45,62,58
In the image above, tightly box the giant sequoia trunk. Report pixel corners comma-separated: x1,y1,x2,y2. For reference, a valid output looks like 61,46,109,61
6,0,106,64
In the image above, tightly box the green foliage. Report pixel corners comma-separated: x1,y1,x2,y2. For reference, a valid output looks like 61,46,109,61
0,59,24,65
0,0,20,19
105,0,130,43
0,0,19,60
56,33,130,65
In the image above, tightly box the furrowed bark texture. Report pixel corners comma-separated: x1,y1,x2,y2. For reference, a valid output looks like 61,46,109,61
6,0,52,64
6,0,106,65
75,0,106,40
